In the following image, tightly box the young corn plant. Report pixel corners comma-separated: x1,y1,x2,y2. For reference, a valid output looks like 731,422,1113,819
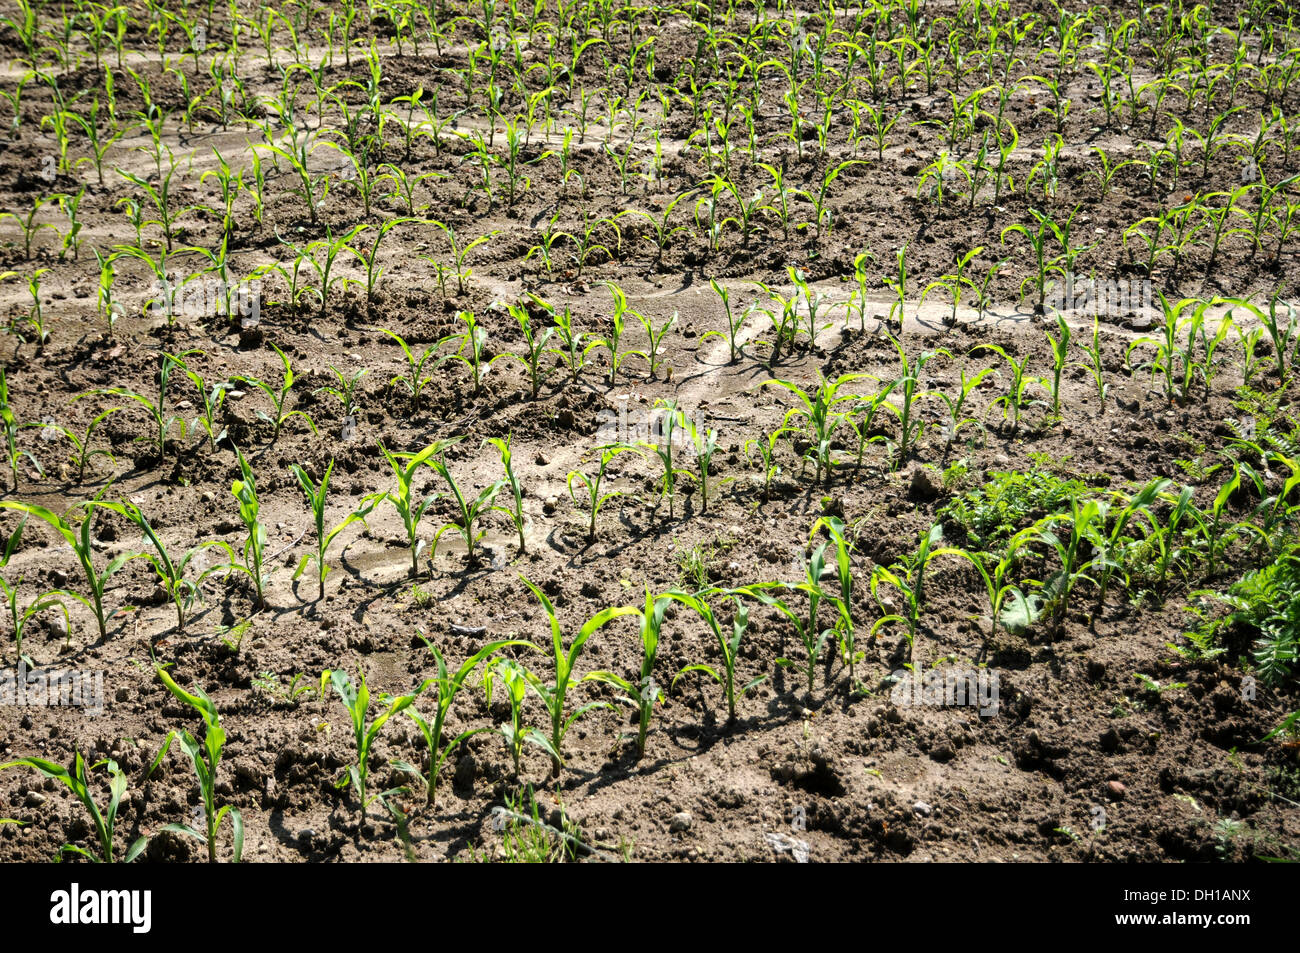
870,524,954,669
584,589,671,760
428,452,504,568
375,327,439,411
741,577,827,696
96,350,195,464
743,428,784,503
484,434,527,555
974,342,1044,432
637,308,676,380
0,753,145,863
1073,316,1110,412
945,526,1043,653
153,667,243,863
810,516,864,690
328,667,417,813
0,499,138,641
235,342,317,445
528,294,586,384
884,335,951,468
377,440,451,578
397,634,530,807
439,310,508,399
681,412,724,514
482,657,543,778
762,374,866,485
586,282,646,384
317,364,368,421
639,399,690,519
230,446,269,610
518,574,638,777
291,460,378,600
503,301,556,399
90,498,233,633
1044,314,1072,418
0,367,41,490
669,589,764,725
429,221,497,297
568,444,642,540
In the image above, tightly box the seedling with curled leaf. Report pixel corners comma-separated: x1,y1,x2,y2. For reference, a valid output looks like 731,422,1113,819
670,588,766,724
152,666,243,863
0,752,145,863
291,459,377,600
944,525,1043,655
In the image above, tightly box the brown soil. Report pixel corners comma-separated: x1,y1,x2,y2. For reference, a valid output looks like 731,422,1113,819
0,0,1297,863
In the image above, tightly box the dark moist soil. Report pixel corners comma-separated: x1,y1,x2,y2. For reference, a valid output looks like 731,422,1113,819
0,0,1297,862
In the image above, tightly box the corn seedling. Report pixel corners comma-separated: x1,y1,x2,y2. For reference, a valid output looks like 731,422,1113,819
91,498,232,633
0,368,41,490
229,446,268,610
398,634,530,807
0,753,145,863
519,574,638,776
375,327,439,410
439,310,508,399
317,363,368,420
233,342,316,444
377,439,453,577
584,589,671,759
870,524,960,668
587,282,646,385
0,498,138,641
568,444,641,540
328,667,417,812
291,460,378,600
428,449,504,567
153,667,243,862
670,589,763,724
503,302,556,399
